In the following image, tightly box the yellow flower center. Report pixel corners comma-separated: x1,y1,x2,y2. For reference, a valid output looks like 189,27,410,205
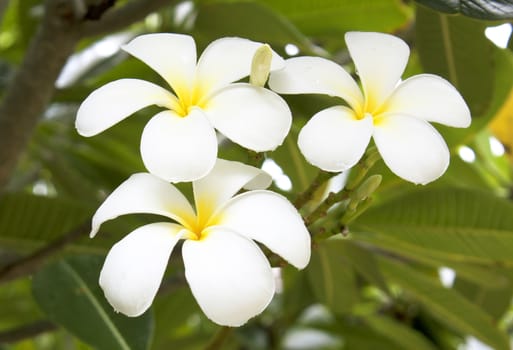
180,197,223,241
173,81,209,117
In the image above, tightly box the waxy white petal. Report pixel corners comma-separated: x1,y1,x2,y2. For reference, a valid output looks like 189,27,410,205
99,223,183,317
206,83,291,152
76,79,177,137
91,173,195,237
269,56,364,110
298,106,373,172
196,37,284,95
219,190,311,269
345,32,409,111
193,159,271,222
384,74,471,128
182,229,275,326
122,34,196,99
140,109,217,183
373,114,450,185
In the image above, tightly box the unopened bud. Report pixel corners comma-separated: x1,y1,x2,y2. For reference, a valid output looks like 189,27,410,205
250,44,272,87
352,174,382,202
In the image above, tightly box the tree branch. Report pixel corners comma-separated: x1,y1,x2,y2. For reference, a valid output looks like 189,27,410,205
81,0,173,37
0,222,90,284
0,0,82,191
0,0,174,192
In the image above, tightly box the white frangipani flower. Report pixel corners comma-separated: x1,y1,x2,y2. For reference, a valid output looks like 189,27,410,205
269,32,471,185
76,34,291,183
91,159,311,326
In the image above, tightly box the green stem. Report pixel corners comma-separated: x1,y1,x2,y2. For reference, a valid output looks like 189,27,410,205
305,189,349,226
204,326,232,350
293,170,332,209
246,150,264,168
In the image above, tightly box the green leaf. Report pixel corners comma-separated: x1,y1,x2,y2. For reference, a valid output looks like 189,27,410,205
363,314,438,350
380,258,509,350
416,6,494,116
454,270,513,320
195,1,313,53
256,0,411,45
352,187,513,265
0,193,92,250
270,124,317,192
306,238,358,314
415,0,513,20
32,255,154,350
336,240,389,293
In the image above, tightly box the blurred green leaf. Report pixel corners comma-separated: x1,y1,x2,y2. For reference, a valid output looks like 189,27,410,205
306,238,358,314
256,0,411,48
0,193,92,250
352,187,513,265
415,0,513,20
195,2,313,53
454,270,513,320
32,255,154,350
336,240,389,293
416,6,494,116
270,124,317,193
363,314,438,350
380,258,509,350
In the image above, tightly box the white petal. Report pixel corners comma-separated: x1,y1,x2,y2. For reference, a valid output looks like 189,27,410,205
193,159,271,223
298,106,373,172
195,37,284,94
383,74,471,128
76,79,177,137
182,228,275,326
373,114,450,185
99,223,184,317
140,109,217,183
268,56,364,111
218,190,311,269
205,83,291,152
122,33,197,99
91,173,195,237
345,32,409,112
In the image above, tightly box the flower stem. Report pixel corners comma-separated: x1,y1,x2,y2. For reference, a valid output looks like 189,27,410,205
204,326,232,350
305,189,349,226
293,170,332,209
246,150,265,168
345,146,380,191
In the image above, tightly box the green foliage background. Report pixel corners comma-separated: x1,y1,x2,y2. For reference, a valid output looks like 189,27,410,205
1,0,513,349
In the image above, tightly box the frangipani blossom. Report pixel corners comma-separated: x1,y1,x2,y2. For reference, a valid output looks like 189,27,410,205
269,32,471,184
76,34,291,183
91,159,311,326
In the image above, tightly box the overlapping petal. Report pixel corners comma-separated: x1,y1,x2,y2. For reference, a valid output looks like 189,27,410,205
99,223,184,317
196,37,284,95
140,109,218,183
122,34,197,100
298,106,373,172
373,114,450,185
182,228,275,326
268,56,364,111
193,159,271,223
76,79,177,137
206,83,291,152
218,190,311,268
345,32,409,112
383,74,471,127
90,173,195,237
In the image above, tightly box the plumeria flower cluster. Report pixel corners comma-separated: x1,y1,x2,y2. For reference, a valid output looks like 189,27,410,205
77,31,470,326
